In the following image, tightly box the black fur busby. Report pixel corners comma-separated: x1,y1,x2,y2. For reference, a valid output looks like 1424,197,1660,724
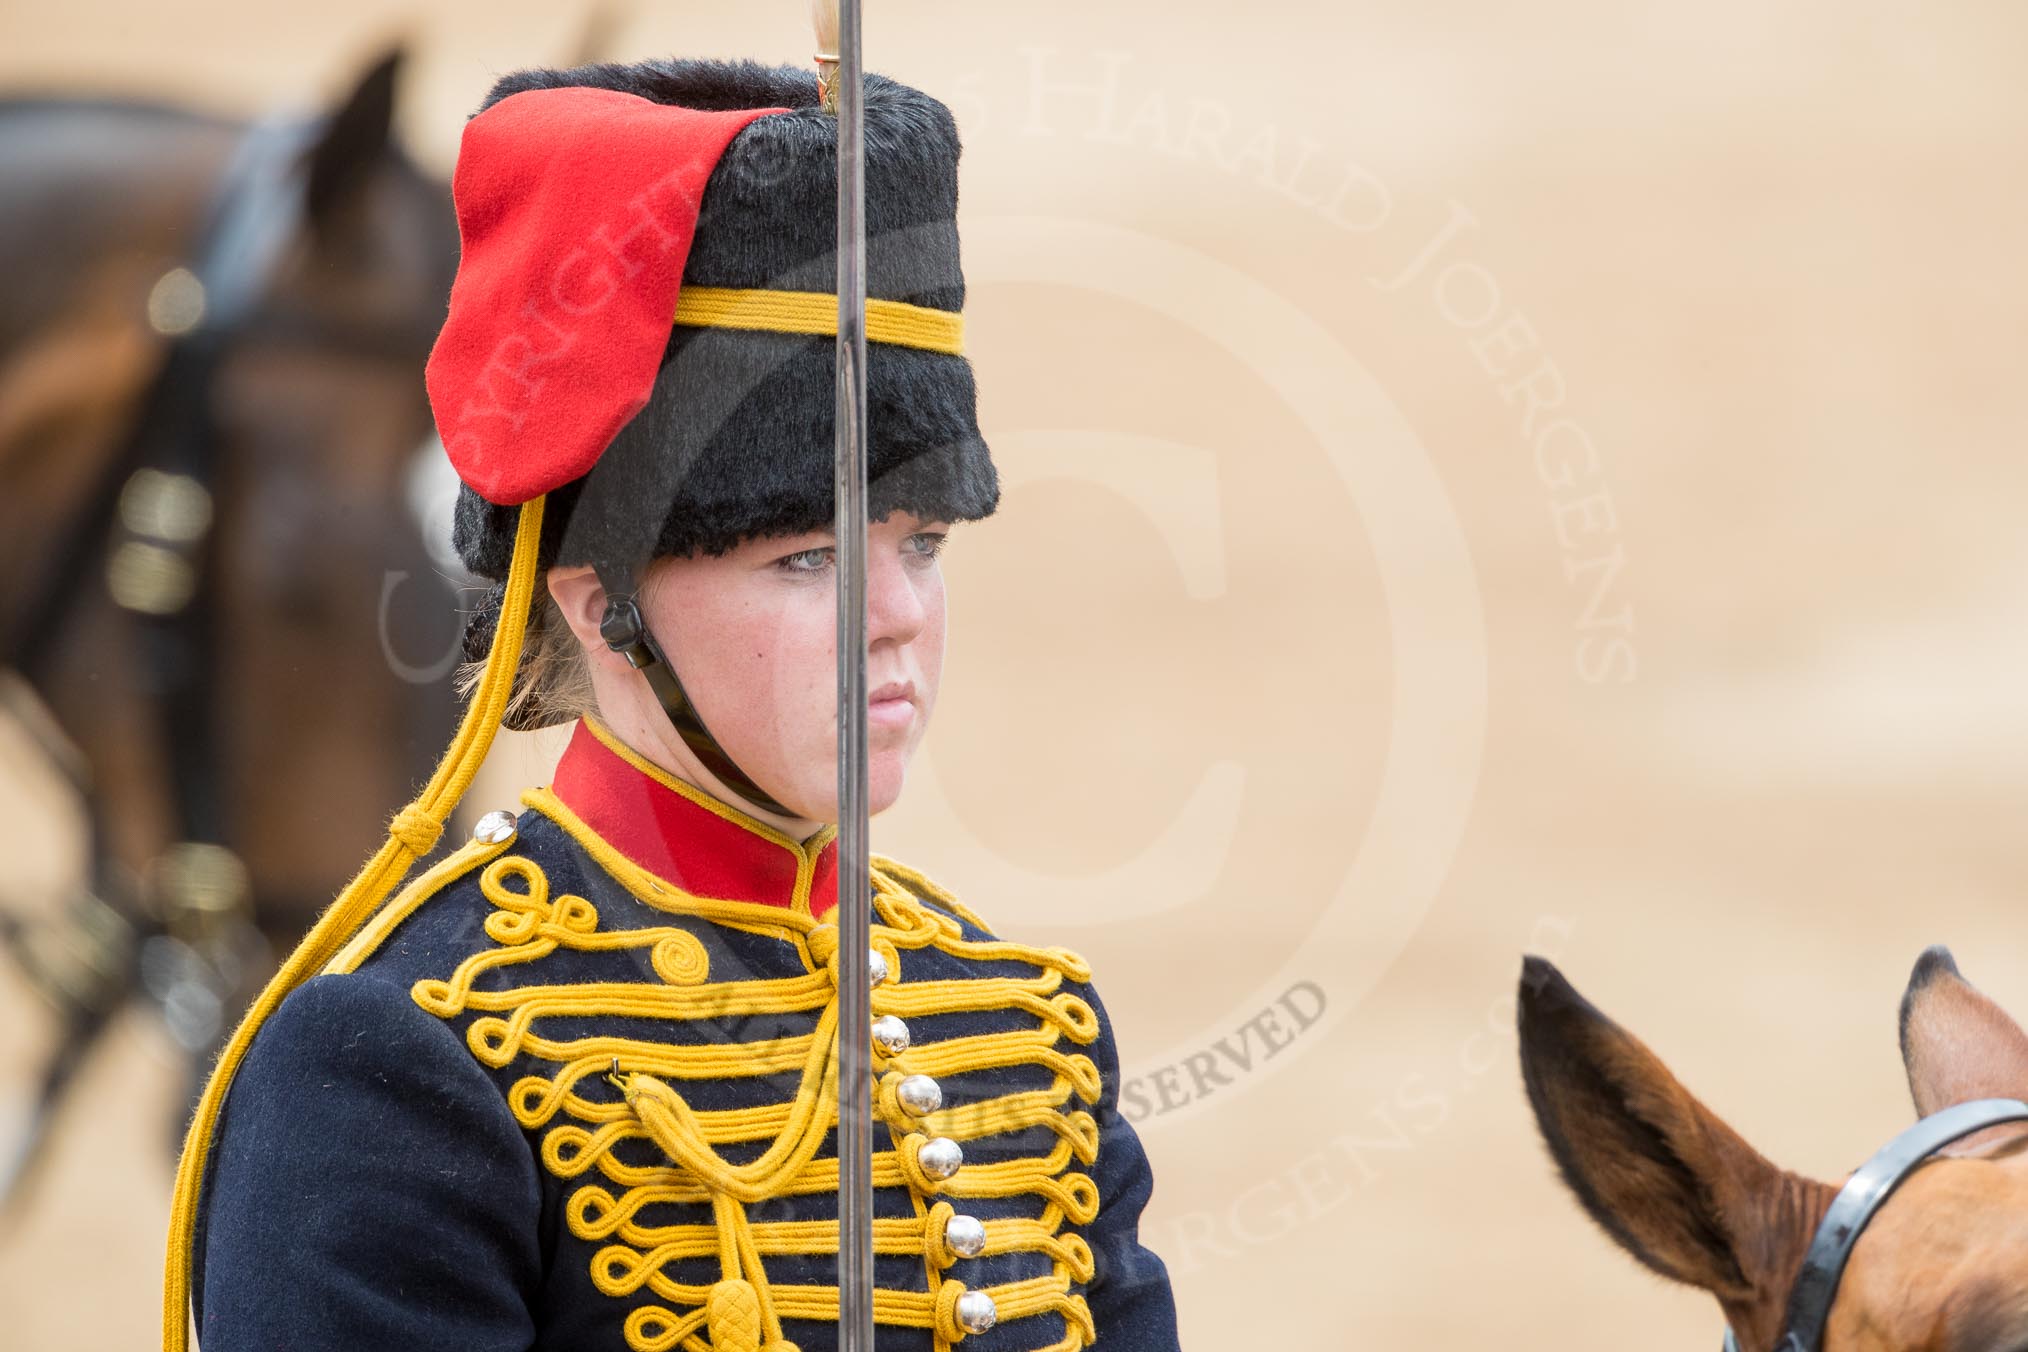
449,57,998,599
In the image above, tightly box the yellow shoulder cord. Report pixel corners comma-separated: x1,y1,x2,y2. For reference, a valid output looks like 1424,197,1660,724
160,494,547,1352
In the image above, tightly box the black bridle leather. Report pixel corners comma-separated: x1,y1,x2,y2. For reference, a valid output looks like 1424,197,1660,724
1722,1096,2028,1352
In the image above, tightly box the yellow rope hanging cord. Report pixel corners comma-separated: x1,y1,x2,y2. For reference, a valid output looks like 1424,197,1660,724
159,493,549,1352
613,1066,818,1352
673,286,965,357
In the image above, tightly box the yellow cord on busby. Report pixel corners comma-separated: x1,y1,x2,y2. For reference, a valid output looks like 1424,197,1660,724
161,494,546,1351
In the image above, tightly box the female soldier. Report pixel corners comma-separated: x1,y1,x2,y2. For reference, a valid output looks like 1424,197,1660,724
164,52,1182,1352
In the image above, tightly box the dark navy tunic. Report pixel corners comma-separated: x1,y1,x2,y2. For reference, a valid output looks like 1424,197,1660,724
192,716,1181,1352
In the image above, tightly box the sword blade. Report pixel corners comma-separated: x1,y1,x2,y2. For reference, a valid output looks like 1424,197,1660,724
831,1,874,1349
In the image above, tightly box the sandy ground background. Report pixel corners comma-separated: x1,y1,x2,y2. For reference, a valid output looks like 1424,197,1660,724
4,2,2028,1348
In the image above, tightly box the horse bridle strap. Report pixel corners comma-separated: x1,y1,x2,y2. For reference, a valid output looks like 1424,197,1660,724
1723,1096,2028,1352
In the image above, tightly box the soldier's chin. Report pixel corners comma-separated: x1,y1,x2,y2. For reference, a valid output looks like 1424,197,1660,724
780,755,912,825
758,741,916,827
867,754,912,817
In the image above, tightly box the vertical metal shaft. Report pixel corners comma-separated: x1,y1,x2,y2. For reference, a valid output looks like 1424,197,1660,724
831,1,874,1350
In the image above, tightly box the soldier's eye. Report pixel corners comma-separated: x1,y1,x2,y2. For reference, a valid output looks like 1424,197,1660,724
905,531,949,563
775,546,833,575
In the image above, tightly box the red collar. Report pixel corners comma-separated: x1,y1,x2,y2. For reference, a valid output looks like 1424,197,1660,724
549,717,839,916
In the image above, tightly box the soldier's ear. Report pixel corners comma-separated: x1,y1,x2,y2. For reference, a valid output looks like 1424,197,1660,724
544,565,608,654
1898,945,2028,1127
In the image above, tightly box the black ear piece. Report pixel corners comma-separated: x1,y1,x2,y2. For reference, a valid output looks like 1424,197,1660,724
597,595,654,669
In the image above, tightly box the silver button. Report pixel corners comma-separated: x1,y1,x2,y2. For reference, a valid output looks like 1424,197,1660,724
472,810,516,844
871,1015,911,1055
954,1289,997,1335
897,1074,942,1116
869,949,890,987
944,1212,988,1259
917,1136,963,1181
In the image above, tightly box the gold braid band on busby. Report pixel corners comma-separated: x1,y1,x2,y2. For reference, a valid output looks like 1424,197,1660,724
163,494,546,1351
675,285,962,354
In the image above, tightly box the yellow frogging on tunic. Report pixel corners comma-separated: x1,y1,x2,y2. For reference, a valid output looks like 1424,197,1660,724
397,795,1104,1352
161,495,550,1352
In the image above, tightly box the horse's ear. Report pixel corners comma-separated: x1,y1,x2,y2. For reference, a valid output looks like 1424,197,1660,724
304,43,404,229
569,1,628,66
1898,945,2028,1122
1516,956,1824,1327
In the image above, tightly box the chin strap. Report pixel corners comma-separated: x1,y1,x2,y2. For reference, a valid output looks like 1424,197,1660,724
592,561,797,820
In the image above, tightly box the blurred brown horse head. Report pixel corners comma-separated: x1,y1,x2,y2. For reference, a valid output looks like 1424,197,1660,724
1518,947,2028,1352
0,47,470,1206
0,43,464,936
